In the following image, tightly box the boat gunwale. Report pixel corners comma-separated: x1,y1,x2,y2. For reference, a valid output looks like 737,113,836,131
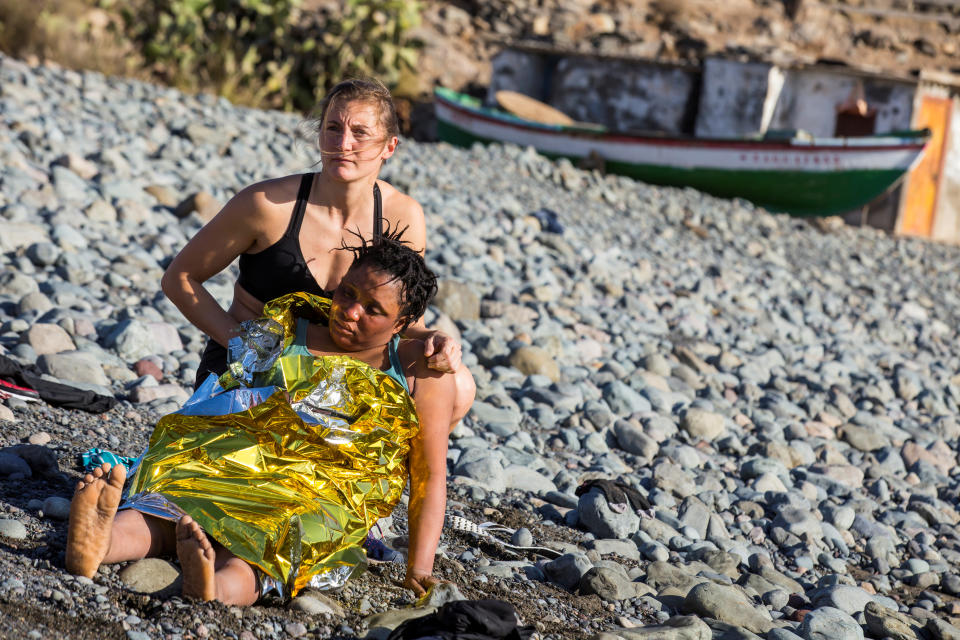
434,88,928,153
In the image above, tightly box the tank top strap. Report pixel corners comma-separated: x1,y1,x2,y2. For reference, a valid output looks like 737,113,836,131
373,182,383,243
285,173,315,237
294,317,309,348
386,334,409,394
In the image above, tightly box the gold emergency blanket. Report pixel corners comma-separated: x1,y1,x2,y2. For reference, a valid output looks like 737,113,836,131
125,293,419,596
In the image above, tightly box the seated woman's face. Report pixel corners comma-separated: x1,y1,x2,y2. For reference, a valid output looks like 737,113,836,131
320,100,390,181
329,264,405,351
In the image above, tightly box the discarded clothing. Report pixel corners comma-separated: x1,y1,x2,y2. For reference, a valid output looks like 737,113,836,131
79,448,137,473
0,378,39,402
575,478,651,513
123,293,420,597
387,599,533,640
0,354,117,413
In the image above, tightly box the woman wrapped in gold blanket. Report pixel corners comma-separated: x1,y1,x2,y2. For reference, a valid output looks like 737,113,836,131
65,231,454,604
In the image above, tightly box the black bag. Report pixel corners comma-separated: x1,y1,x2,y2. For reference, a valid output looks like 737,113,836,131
0,354,117,413
387,599,534,640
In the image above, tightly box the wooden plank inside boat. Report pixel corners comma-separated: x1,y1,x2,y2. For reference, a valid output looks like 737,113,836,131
495,90,575,126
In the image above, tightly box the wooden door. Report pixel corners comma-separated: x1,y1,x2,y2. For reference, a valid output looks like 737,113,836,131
899,94,952,237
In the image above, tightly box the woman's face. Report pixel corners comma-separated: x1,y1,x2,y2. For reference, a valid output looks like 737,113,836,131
320,100,397,182
329,264,405,352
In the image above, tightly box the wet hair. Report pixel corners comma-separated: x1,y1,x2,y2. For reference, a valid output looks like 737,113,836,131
308,77,400,143
339,223,437,332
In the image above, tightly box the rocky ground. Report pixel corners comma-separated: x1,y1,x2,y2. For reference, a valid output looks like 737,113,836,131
5,53,960,640
408,0,960,103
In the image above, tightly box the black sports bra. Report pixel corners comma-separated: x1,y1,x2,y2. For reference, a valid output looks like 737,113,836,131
237,173,383,302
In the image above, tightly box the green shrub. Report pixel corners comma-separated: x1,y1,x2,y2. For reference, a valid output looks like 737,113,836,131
114,0,422,110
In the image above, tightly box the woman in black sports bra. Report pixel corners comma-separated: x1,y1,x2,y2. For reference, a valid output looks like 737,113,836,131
161,79,476,486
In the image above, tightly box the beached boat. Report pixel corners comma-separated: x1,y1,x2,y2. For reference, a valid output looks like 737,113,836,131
434,87,929,217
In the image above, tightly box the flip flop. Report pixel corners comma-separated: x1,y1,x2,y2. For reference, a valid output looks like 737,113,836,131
446,514,562,559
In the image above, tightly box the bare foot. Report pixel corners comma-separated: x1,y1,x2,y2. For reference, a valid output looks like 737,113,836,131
65,463,127,578
176,516,217,601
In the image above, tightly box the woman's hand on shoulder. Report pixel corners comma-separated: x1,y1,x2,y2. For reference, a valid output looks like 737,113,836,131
421,330,462,373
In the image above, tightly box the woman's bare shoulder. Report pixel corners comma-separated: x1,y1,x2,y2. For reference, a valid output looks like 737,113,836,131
377,180,424,221
239,174,308,210
377,180,426,250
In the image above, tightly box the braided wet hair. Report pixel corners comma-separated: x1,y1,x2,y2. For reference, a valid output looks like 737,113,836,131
339,223,437,332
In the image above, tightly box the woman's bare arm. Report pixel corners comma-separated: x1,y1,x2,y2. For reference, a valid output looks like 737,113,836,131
387,194,463,372
160,185,275,346
403,364,455,595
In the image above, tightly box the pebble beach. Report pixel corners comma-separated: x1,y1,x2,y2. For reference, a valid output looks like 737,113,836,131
5,54,960,640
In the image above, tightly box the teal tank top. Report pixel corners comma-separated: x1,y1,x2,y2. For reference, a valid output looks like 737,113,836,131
291,318,409,394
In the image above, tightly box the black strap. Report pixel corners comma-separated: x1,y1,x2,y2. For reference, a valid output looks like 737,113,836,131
373,182,383,243
286,173,315,237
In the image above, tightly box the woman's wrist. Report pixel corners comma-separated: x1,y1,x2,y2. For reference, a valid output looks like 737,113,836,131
406,564,433,577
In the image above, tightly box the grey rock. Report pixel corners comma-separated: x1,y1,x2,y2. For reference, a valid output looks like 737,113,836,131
798,606,864,640
118,558,182,596
578,487,640,539
468,401,520,434
0,222,48,252
105,319,182,360
0,518,28,540
37,351,110,386
42,496,71,520
864,601,922,640
509,346,560,382
839,424,888,452
602,380,652,416
453,452,506,493
511,527,533,548
771,507,822,542
644,561,705,596
767,630,804,640
419,582,466,607
812,585,880,615
433,280,480,321
0,271,40,296
23,323,75,355
678,496,711,540
762,589,790,610
25,241,61,267
505,464,557,494
652,459,696,497
544,552,593,591
579,566,644,600
682,582,772,634
820,504,855,531
680,408,725,441
588,538,641,561
613,420,659,458
614,616,712,640
18,291,53,315
926,617,960,640
289,590,346,616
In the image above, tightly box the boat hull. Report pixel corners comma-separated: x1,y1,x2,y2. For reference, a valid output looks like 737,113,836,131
435,91,925,217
